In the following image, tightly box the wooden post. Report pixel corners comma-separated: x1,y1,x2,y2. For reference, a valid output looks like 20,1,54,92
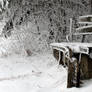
76,53,81,87
67,57,81,88
67,48,74,88
67,47,81,88
90,0,92,14
81,35,86,42
69,18,72,42
67,61,75,88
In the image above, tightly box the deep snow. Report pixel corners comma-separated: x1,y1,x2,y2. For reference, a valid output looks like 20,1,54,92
0,53,91,92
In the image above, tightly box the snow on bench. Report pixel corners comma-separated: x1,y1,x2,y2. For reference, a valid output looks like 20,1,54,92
50,42,90,54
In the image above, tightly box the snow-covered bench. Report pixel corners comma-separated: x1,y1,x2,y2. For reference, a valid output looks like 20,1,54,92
51,42,92,87
51,15,92,88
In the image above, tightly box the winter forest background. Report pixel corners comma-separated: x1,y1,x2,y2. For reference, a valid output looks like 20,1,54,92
0,0,92,92
0,0,91,56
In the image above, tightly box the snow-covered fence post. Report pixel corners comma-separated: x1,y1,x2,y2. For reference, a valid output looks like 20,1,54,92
69,18,73,42
67,58,78,88
67,48,81,88
67,48,75,88
66,18,73,42
76,53,81,87
67,56,80,88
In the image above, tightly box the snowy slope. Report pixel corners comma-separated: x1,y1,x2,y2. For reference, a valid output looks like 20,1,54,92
0,53,91,92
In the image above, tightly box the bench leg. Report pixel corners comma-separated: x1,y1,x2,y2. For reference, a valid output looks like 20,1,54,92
67,59,80,88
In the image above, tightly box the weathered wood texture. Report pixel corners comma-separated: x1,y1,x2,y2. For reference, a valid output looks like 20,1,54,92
67,58,80,88
53,49,64,65
80,54,89,79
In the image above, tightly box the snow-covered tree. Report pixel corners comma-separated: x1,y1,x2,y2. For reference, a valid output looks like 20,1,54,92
0,0,91,55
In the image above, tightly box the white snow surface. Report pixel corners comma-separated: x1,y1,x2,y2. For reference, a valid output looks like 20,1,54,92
0,53,91,92
50,42,92,48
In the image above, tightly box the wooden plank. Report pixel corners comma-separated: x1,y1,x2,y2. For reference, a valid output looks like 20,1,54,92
79,15,92,22
78,22,92,24
73,32,92,35
76,26,92,32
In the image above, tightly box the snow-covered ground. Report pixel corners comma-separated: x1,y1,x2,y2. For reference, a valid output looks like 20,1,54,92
0,53,92,92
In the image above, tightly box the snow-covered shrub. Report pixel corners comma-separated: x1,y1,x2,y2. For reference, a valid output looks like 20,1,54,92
0,21,51,57
13,22,50,54
0,0,8,12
